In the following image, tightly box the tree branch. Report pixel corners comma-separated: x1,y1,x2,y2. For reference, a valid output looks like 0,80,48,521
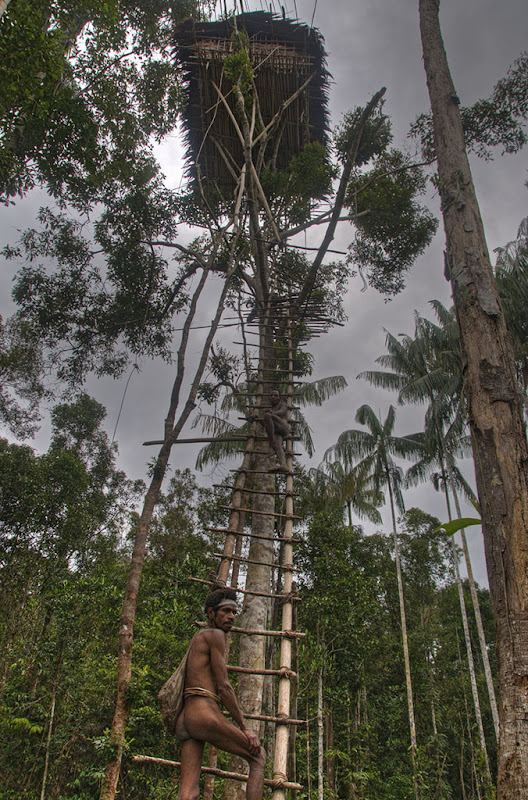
294,88,387,311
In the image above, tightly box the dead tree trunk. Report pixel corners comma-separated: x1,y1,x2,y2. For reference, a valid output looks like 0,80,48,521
419,2,528,796
100,241,237,800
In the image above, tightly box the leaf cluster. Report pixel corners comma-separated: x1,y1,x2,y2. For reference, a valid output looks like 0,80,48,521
347,150,438,295
5,183,199,388
260,141,335,225
334,104,392,167
410,51,528,161
0,0,199,205
224,42,254,99
0,315,46,438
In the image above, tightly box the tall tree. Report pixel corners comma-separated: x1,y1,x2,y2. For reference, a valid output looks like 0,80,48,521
419,2,528,796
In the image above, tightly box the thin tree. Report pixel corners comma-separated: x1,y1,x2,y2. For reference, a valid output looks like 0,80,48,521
100,234,241,799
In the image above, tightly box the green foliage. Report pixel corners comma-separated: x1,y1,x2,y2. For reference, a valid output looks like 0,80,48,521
5,187,198,387
296,494,495,800
261,141,335,224
0,314,46,438
494,216,528,387
347,150,438,295
0,0,200,205
224,46,254,98
334,104,392,167
410,51,528,161
0,449,218,798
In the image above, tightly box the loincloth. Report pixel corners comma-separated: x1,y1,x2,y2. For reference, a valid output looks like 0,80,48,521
184,686,221,706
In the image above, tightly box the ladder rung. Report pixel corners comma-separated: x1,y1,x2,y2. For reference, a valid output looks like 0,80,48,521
213,485,299,497
229,469,300,475
234,392,300,397
237,449,302,456
219,506,302,520
131,755,304,789
227,665,297,677
246,379,304,385
188,577,301,601
232,712,307,725
205,527,301,543
238,417,301,424
196,621,305,638
214,553,300,572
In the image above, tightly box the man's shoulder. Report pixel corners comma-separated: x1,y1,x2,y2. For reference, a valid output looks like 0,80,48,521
197,627,224,645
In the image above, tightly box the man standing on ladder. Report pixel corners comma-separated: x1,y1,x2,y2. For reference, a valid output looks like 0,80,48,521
175,588,266,800
252,389,290,473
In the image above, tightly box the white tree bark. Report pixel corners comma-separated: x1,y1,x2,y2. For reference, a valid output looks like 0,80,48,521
0,0,12,19
317,668,324,800
448,470,499,741
40,684,57,800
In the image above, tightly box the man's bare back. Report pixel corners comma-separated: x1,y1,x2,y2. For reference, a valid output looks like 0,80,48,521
175,589,266,800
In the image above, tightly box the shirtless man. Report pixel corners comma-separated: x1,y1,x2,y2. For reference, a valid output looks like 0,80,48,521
175,588,266,800
261,389,290,473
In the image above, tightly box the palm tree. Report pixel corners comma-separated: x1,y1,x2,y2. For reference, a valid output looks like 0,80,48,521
494,216,528,396
325,403,422,794
360,308,499,751
307,460,383,527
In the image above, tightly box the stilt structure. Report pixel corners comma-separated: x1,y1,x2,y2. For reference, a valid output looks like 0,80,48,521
134,296,338,796
132,10,340,796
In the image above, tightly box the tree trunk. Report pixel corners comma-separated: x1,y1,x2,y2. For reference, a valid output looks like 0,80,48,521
100,249,235,800
39,683,56,800
287,590,299,800
317,667,324,800
224,457,275,800
386,470,418,799
452,541,492,786
441,469,492,785
325,703,335,795
306,698,312,800
419,3,528,796
449,468,499,742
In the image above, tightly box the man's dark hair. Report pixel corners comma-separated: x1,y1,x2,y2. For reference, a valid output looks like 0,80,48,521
204,587,238,614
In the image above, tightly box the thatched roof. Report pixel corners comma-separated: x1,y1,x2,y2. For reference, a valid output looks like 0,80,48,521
174,11,330,196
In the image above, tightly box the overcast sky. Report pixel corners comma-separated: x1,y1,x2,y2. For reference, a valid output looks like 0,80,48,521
2,0,527,586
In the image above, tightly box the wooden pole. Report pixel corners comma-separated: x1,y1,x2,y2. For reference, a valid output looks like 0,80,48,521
272,316,295,800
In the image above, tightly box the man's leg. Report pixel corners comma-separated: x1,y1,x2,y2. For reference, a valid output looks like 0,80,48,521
273,433,288,468
184,702,266,800
205,718,265,800
177,739,204,800
245,752,266,800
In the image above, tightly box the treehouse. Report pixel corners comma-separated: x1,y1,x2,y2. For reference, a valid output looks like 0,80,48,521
174,11,329,196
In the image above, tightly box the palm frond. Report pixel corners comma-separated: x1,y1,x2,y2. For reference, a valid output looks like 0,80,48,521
358,369,404,393
296,375,348,407
195,435,244,470
356,403,384,435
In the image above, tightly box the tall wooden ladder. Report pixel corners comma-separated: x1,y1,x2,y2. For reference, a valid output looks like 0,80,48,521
134,298,333,795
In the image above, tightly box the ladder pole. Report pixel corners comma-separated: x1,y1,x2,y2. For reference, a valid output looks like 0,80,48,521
272,313,295,800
